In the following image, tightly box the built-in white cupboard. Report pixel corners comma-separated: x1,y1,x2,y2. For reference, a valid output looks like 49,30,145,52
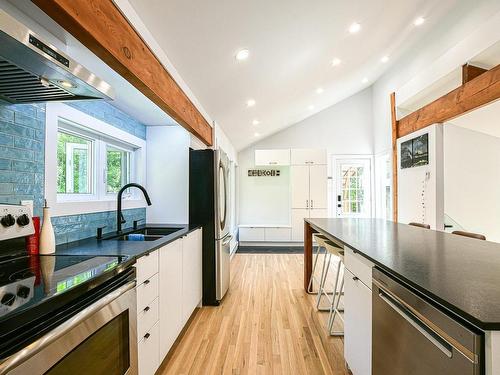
255,149,290,166
135,228,202,375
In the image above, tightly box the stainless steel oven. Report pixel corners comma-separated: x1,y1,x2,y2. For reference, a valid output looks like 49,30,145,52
0,269,137,375
372,268,482,375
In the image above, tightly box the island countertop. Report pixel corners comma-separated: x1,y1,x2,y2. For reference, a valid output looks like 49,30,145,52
305,218,500,331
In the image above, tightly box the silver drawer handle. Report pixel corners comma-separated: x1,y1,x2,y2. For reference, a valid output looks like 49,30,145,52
378,291,453,359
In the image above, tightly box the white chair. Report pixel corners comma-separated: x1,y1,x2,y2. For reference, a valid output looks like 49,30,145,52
316,240,344,320
307,234,329,294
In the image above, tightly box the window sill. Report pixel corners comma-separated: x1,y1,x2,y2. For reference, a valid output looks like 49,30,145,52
51,199,148,217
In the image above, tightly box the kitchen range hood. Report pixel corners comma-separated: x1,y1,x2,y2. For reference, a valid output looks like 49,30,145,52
0,9,114,104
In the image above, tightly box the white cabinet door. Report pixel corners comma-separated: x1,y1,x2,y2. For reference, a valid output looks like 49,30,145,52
182,229,203,325
344,269,372,375
309,164,327,209
309,208,327,219
159,239,183,359
291,165,310,209
264,227,291,241
255,149,290,166
239,227,265,241
291,149,327,165
291,209,309,241
138,322,160,375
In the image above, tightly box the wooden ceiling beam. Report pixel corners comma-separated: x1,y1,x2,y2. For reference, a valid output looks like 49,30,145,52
398,63,500,138
462,63,487,84
31,0,213,146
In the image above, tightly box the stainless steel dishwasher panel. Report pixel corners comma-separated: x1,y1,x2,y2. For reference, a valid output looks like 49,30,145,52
372,268,482,375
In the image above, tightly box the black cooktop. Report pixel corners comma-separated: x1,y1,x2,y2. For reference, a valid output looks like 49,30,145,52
0,252,130,323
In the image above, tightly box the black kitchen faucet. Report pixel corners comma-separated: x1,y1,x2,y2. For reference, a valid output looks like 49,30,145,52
116,183,152,233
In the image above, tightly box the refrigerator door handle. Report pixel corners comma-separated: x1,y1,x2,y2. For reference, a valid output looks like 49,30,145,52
222,235,233,246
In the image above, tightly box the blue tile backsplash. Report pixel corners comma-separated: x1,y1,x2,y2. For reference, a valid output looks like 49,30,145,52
0,100,147,245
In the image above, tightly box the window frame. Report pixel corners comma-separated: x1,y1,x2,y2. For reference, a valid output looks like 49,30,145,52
45,103,147,217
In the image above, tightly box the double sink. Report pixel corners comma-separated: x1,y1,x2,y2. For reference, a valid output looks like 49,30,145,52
105,227,183,242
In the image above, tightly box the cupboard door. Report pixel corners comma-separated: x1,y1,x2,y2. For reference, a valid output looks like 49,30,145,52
291,209,309,241
291,165,310,209
182,229,203,325
138,322,160,375
309,208,327,219
309,164,327,209
159,239,183,359
291,149,327,165
255,149,290,166
344,269,372,375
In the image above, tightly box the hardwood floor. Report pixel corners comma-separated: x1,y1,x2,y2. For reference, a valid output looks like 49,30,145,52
158,253,349,375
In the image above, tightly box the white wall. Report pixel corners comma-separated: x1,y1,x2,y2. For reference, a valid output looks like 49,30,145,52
397,125,443,230
147,126,190,224
444,125,500,242
238,88,373,225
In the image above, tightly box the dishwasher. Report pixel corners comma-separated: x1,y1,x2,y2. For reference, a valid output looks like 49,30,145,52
372,268,483,375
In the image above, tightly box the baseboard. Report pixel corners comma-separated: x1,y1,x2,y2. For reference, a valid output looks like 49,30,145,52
239,241,304,247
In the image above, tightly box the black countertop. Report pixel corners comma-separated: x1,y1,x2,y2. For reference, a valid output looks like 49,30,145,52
306,218,500,331
56,223,201,259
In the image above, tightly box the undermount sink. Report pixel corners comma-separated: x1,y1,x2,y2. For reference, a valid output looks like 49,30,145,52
104,227,183,241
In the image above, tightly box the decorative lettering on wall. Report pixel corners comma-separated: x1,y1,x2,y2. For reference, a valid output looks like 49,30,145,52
247,169,281,177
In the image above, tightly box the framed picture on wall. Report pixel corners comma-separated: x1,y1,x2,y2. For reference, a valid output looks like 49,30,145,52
401,133,429,169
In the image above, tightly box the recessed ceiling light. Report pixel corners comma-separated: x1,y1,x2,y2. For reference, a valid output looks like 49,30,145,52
316,87,324,94
331,58,341,67
252,119,260,125
362,77,369,84
380,56,389,63
247,99,256,107
254,132,260,137
235,49,250,61
308,105,315,110
349,22,361,34
414,17,425,26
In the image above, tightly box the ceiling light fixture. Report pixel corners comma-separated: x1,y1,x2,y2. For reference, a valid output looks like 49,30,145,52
252,119,260,125
380,56,389,63
235,49,250,61
349,22,361,34
316,87,324,94
247,99,256,107
254,132,260,137
331,58,341,67
414,17,425,26
362,77,369,84
308,105,315,110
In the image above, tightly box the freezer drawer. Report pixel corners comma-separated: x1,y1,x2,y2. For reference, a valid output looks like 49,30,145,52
372,268,482,375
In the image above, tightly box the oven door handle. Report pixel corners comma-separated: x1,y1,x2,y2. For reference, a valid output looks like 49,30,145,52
0,280,136,375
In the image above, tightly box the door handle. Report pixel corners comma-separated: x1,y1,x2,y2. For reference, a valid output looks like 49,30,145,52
378,291,453,359
311,200,314,208
306,200,309,208
222,235,233,246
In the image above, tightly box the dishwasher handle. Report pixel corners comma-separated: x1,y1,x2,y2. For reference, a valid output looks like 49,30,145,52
378,290,453,359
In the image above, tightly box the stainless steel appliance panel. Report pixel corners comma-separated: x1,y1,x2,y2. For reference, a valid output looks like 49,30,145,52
1,281,137,375
214,149,230,240
372,268,482,375
216,233,232,300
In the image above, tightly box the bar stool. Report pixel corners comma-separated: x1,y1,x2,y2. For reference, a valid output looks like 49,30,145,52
307,234,330,293
316,240,344,316
328,249,345,336
452,230,486,241
409,222,431,229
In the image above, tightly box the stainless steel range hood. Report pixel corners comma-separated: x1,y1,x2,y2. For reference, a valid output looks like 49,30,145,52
0,9,114,104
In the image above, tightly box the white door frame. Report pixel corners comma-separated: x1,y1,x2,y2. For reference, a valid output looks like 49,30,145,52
331,154,374,218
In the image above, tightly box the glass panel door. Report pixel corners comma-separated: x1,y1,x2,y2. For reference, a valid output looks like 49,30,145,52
335,159,371,217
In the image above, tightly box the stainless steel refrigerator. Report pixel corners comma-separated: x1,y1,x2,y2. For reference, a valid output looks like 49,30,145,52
189,148,231,305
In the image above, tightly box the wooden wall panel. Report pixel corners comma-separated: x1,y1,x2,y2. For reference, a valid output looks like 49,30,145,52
31,0,213,145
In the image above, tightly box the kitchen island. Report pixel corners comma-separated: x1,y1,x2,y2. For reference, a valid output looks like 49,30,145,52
304,218,500,375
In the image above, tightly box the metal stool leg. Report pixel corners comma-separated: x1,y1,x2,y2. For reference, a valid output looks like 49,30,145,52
316,253,332,311
328,267,345,336
307,244,323,293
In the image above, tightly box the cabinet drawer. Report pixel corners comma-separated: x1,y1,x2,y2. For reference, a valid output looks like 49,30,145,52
137,273,159,312
138,322,160,375
136,250,159,285
137,297,159,341
264,227,291,241
239,227,265,241
344,246,373,289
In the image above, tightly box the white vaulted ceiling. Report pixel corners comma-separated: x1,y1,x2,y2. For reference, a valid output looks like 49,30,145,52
126,0,461,150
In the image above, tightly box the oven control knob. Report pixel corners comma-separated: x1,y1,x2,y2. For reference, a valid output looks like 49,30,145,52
1,214,15,227
17,286,30,299
1,293,15,306
16,214,30,227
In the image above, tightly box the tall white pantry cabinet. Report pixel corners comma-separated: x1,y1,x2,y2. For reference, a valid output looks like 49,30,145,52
290,149,328,241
